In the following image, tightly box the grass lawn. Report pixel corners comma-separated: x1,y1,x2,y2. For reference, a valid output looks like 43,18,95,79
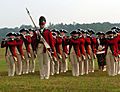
0,48,120,92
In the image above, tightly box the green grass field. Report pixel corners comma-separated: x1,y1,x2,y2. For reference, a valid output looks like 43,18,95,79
0,48,120,92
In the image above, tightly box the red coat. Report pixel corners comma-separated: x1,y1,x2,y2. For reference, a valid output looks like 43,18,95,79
69,37,81,57
42,29,55,53
90,37,97,54
105,37,118,57
31,32,37,51
53,37,56,46
16,38,24,56
79,37,86,55
62,36,68,54
7,40,17,57
117,35,120,54
24,35,32,53
85,36,91,55
56,37,63,55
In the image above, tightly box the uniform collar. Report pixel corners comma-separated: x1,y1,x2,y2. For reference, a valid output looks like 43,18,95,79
40,28,45,34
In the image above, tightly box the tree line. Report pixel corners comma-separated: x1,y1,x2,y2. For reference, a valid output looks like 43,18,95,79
0,22,120,41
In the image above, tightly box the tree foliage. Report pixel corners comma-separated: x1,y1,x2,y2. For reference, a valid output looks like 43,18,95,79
0,22,120,41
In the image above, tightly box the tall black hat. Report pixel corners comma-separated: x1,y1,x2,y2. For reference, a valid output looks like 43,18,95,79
39,16,46,25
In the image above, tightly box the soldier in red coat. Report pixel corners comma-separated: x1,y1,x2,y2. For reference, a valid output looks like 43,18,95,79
78,29,86,75
28,28,37,73
87,29,96,73
36,16,55,79
19,29,30,74
116,27,120,74
29,28,37,57
55,30,63,74
105,30,118,76
49,29,57,75
83,30,93,74
111,27,120,75
69,30,81,76
60,29,69,72
1,32,18,76
15,32,25,75
80,30,89,74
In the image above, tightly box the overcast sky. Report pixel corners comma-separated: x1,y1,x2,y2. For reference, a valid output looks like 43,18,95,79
0,0,120,28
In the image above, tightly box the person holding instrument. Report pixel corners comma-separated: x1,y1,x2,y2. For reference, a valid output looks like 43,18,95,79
28,28,36,73
19,29,31,74
96,32,106,71
69,30,81,77
1,32,18,76
15,32,25,75
60,29,69,73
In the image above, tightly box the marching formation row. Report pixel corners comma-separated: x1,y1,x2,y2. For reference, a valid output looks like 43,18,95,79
1,16,120,79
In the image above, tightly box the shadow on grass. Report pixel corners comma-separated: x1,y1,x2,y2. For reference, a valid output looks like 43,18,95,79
0,69,119,78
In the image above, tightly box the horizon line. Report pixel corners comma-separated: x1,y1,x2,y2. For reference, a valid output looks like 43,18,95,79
1,21,120,29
